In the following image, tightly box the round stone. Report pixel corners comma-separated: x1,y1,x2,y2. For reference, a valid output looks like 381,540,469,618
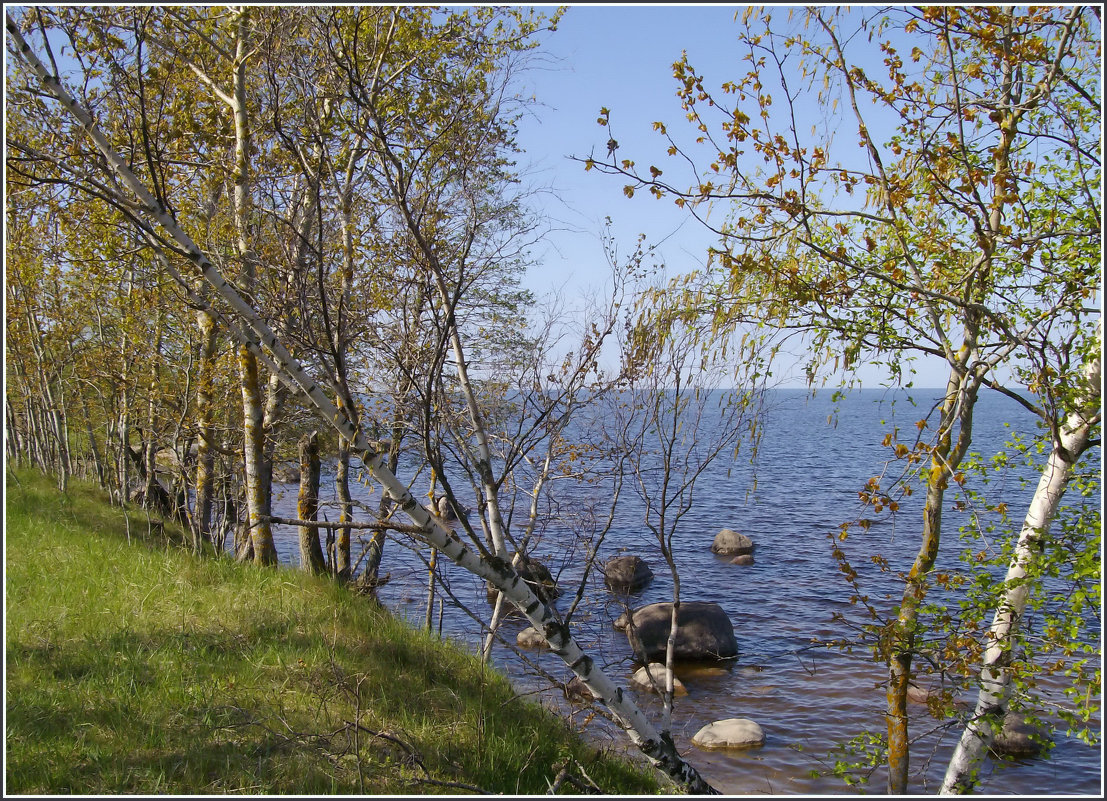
692,718,765,750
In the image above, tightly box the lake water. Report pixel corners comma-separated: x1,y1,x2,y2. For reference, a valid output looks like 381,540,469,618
266,388,1101,795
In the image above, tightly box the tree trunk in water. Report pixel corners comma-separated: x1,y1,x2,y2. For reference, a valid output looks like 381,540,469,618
297,430,326,573
940,342,1101,794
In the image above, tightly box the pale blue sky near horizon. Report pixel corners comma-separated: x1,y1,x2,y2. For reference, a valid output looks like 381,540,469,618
508,3,960,389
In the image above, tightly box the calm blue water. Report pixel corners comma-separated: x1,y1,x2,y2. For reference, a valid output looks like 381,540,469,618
267,388,1101,795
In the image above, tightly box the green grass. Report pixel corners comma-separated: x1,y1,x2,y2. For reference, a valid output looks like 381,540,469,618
5,468,662,794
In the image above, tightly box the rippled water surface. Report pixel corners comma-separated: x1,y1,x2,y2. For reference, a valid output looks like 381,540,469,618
267,389,1101,795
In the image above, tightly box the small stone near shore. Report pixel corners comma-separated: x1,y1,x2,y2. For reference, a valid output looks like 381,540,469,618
907,683,939,704
692,718,765,750
630,663,688,696
516,626,548,649
565,676,597,701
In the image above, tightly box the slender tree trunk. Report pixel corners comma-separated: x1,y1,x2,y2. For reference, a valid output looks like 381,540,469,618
227,7,276,566
238,344,277,564
424,546,438,632
19,298,68,488
69,362,106,488
335,435,353,579
663,577,681,734
940,339,1101,794
330,143,362,584
361,433,398,589
192,308,218,546
6,400,24,466
297,430,326,573
886,369,980,793
260,370,284,531
142,306,165,511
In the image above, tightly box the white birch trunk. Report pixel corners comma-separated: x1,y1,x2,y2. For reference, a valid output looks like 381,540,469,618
6,17,716,792
939,335,1101,794
227,7,277,566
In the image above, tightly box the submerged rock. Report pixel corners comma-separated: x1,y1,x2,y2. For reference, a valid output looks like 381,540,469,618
994,712,1051,757
711,528,755,556
565,676,597,701
604,555,654,594
692,718,765,750
485,554,561,607
516,626,548,649
630,663,688,696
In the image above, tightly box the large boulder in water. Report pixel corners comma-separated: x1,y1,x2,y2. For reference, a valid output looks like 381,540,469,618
604,555,654,594
711,528,754,556
626,601,737,662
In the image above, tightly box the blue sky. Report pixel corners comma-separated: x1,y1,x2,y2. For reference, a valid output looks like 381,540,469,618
509,4,956,388
515,4,739,296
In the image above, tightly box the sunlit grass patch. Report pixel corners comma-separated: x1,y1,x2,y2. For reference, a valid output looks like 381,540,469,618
5,468,661,794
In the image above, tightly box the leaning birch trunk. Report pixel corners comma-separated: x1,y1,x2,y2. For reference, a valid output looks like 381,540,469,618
5,18,717,793
939,340,1101,795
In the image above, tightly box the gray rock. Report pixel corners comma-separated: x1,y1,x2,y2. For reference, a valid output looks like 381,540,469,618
626,601,737,662
516,626,548,649
565,676,597,701
994,712,1050,757
712,528,755,556
692,718,765,750
906,682,946,705
630,663,688,696
272,461,300,484
730,554,755,566
604,555,654,594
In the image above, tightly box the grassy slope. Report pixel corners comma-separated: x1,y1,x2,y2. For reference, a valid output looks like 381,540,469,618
4,468,661,795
